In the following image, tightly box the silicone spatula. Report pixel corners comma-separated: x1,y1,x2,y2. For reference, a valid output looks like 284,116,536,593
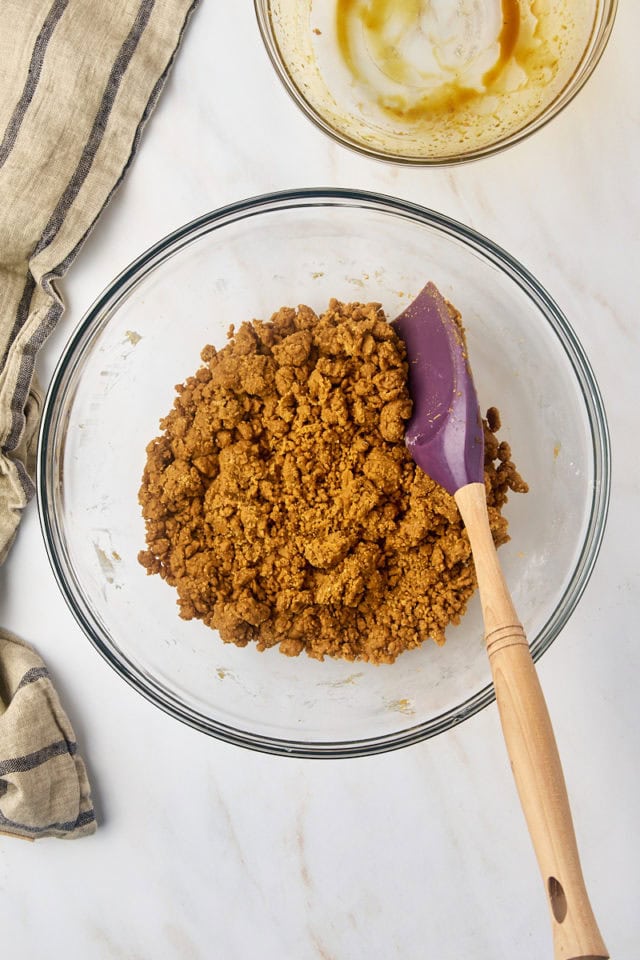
393,282,608,960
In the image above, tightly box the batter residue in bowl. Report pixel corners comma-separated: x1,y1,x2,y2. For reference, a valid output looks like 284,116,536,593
138,298,527,663
336,0,522,121
270,0,596,159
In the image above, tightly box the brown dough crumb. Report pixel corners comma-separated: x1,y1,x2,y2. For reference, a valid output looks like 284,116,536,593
138,299,527,664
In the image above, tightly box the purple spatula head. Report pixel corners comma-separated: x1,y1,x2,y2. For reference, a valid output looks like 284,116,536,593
392,282,484,496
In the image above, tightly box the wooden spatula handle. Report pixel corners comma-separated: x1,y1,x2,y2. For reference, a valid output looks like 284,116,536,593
455,482,608,960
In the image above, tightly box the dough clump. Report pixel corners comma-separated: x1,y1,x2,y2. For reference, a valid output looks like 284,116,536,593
138,299,527,663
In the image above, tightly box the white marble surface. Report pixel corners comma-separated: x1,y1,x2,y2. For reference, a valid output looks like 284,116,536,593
2,3,639,958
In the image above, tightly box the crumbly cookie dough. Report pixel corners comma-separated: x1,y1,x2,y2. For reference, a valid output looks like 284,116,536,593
138,299,527,663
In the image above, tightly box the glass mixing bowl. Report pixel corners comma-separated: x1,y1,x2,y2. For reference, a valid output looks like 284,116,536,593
38,190,610,757
255,0,617,164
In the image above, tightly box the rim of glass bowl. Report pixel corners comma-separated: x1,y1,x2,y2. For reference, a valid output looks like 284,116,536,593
37,189,611,758
254,0,618,166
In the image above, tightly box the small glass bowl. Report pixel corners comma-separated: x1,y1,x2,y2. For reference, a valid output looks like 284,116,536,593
255,0,617,164
38,190,610,756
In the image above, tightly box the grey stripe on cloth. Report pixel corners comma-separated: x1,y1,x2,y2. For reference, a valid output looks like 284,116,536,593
0,0,70,169
13,454,36,502
34,0,156,259
16,665,50,689
0,807,96,836
0,738,76,776
5,300,62,455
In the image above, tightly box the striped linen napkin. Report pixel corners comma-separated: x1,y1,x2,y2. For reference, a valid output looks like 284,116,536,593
0,630,95,840
0,0,199,839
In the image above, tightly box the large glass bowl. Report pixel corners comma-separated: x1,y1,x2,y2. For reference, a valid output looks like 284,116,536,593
255,0,617,164
38,190,610,757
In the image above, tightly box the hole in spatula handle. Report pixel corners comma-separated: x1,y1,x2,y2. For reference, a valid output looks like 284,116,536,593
548,875,568,922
